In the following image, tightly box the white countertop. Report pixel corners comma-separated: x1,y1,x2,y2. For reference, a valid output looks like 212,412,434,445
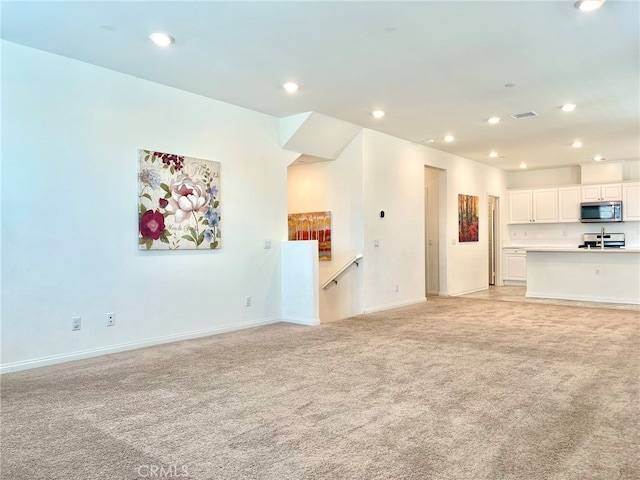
517,247,640,253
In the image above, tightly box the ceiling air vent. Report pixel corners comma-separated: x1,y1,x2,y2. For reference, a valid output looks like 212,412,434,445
510,111,539,120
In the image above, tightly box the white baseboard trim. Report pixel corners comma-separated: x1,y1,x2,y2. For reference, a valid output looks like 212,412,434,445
282,316,321,326
364,297,426,314
503,280,526,286
0,317,282,374
449,286,490,297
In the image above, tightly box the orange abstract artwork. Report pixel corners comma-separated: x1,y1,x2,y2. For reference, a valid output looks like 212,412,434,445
458,194,479,242
288,211,332,261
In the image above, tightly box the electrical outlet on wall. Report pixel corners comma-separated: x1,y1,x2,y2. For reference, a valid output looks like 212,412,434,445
71,316,81,331
245,296,251,307
106,313,115,327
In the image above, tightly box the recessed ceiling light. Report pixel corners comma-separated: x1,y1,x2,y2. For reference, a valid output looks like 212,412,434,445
489,151,498,158
561,103,576,112
592,155,605,162
444,135,455,142
424,139,435,144
572,140,583,148
372,110,385,119
504,83,516,88
488,117,500,125
574,0,605,12
149,32,175,47
282,82,300,93
519,162,527,169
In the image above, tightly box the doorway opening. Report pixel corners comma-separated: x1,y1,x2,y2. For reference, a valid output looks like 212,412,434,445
487,194,500,286
425,167,444,296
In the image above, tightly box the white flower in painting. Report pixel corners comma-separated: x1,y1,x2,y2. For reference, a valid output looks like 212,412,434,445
165,175,210,223
139,168,162,189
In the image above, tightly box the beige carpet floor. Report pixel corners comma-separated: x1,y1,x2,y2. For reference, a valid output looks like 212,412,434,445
1,296,638,480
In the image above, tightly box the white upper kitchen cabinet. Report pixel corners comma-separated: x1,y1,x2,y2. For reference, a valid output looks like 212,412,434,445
533,188,558,223
508,188,558,224
508,190,533,224
622,182,640,221
581,183,622,202
558,186,581,223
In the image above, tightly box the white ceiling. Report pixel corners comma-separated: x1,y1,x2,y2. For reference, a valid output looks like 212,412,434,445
2,0,638,171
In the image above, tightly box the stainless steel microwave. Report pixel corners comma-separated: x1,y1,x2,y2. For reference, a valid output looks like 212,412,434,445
580,201,622,223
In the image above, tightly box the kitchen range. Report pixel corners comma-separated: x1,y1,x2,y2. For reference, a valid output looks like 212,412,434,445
578,231,625,249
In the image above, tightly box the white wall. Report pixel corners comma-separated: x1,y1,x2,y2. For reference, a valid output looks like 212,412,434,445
362,131,427,310
506,160,640,189
4,41,513,369
1,42,298,371
507,166,581,189
287,133,365,323
281,241,320,325
623,160,640,181
364,133,507,298
288,129,509,318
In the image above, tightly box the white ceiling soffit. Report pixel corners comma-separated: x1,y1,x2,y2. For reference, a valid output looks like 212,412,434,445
280,112,361,160
290,153,336,166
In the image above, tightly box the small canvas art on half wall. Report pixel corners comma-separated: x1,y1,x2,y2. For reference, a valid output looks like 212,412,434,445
288,211,332,261
138,149,221,250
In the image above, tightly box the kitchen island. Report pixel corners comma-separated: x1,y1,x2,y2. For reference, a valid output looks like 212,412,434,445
526,248,640,304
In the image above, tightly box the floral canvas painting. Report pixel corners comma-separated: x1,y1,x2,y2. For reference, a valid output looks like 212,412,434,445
458,194,479,242
138,149,220,250
288,211,332,261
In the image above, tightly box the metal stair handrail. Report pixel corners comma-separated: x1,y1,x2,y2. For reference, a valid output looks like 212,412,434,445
321,254,363,289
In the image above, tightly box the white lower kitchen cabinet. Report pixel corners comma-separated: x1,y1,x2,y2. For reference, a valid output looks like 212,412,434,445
503,248,527,284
